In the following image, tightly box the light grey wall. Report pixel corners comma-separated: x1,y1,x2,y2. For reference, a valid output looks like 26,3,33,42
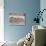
4,0,40,42
40,0,46,27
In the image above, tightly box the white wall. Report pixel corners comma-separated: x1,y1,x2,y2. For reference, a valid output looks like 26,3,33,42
0,0,4,42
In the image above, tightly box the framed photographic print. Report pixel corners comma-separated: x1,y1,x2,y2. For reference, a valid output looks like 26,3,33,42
9,12,26,26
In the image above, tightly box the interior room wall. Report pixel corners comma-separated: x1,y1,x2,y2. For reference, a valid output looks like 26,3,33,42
40,0,46,27
0,0,4,42
4,0,40,42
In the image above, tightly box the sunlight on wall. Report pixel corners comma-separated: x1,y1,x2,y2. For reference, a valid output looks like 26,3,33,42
0,0,4,42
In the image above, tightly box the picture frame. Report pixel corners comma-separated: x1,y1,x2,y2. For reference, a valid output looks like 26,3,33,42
8,12,26,26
